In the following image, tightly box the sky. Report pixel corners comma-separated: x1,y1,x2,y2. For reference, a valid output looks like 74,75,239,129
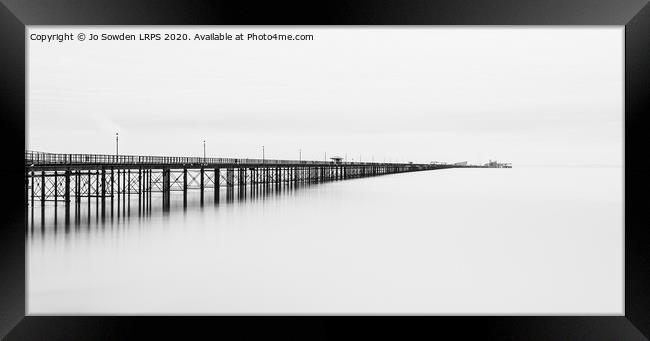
27,27,623,166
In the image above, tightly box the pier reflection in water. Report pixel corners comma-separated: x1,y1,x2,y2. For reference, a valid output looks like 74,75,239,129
27,180,311,235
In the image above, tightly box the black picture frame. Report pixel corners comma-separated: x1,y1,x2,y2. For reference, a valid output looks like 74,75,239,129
1,0,649,339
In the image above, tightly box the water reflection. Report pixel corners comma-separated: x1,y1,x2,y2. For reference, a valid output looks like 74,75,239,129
27,180,326,238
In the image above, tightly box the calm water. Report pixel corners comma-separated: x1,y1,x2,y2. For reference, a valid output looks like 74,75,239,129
27,167,623,314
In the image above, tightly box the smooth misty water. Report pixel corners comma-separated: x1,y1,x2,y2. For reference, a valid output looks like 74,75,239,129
27,167,623,314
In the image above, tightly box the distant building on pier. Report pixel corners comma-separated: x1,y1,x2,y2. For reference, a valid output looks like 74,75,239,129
453,161,468,166
484,160,512,168
330,156,343,164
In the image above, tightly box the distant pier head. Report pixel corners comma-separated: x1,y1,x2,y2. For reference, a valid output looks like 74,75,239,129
24,150,509,221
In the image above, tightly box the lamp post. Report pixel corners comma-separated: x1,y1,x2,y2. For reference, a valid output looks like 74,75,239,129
203,140,206,161
115,132,119,156
262,145,265,163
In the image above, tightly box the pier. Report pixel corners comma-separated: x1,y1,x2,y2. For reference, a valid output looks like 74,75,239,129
24,150,492,226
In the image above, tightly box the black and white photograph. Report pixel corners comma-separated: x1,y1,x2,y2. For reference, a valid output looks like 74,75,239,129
25,27,622,314
2,1,650,338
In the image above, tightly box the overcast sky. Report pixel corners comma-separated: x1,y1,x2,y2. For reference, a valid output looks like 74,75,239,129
27,27,623,166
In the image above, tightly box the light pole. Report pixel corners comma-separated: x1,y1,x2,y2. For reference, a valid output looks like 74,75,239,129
203,140,206,161
115,132,119,156
262,145,265,163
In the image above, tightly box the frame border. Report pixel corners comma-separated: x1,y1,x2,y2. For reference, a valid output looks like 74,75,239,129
1,0,649,339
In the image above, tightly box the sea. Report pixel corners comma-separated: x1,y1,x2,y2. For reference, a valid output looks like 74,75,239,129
27,166,623,314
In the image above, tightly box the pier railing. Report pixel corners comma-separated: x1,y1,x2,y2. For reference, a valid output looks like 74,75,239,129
25,150,413,167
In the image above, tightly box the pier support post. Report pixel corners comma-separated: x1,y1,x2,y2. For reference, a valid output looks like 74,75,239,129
226,168,234,187
64,170,70,205
138,168,142,214
214,168,220,203
101,168,106,218
110,168,114,215
162,168,170,211
200,167,205,205
40,171,45,220
122,169,126,214
64,169,71,223
75,171,80,220
54,171,58,206
144,169,147,211
30,171,34,207
87,171,91,215
120,169,125,212
148,169,152,212
183,168,187,207
116,169,120,216
127,169,131,213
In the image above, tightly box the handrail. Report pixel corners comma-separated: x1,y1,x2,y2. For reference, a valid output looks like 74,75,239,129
25,150,423,167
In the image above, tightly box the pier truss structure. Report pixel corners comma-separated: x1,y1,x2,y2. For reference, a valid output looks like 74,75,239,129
25,150,488,223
